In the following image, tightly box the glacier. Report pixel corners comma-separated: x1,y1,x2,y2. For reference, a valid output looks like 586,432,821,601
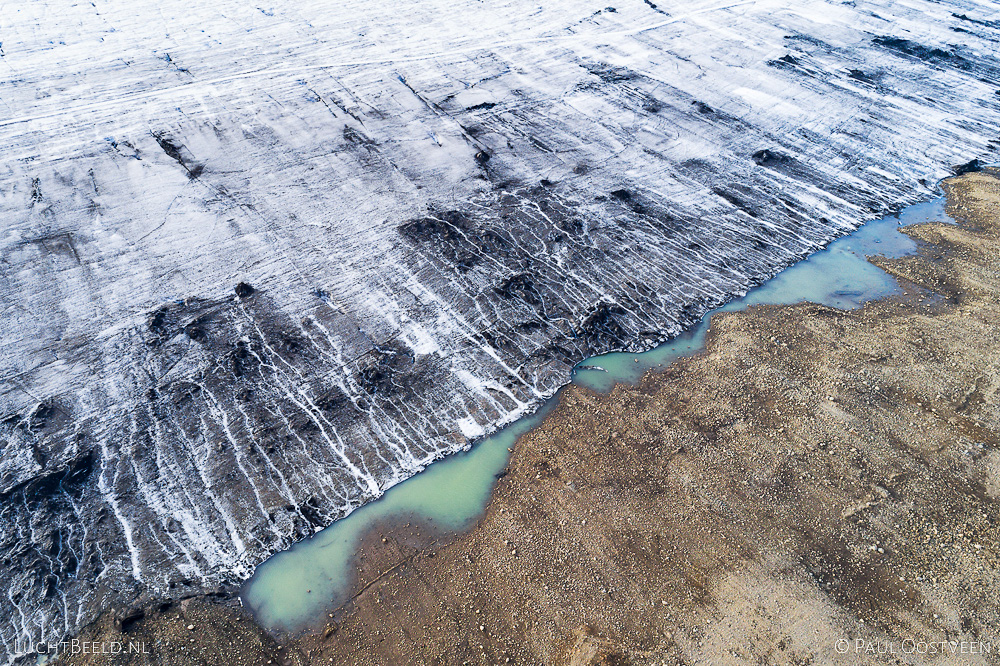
1,0,999,658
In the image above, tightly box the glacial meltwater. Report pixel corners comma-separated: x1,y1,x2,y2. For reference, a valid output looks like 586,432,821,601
241,196,954,633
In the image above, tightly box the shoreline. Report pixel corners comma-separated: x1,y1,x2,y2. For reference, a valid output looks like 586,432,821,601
240,189,947,636
51,169,1000,665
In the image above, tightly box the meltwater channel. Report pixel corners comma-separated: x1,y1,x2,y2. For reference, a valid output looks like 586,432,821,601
242,196,953,632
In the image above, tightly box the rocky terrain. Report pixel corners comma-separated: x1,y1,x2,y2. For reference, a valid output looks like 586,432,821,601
2,0,1000,658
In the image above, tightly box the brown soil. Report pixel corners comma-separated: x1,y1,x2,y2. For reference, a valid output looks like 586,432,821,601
47,595,284,666
57,170,1000,665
